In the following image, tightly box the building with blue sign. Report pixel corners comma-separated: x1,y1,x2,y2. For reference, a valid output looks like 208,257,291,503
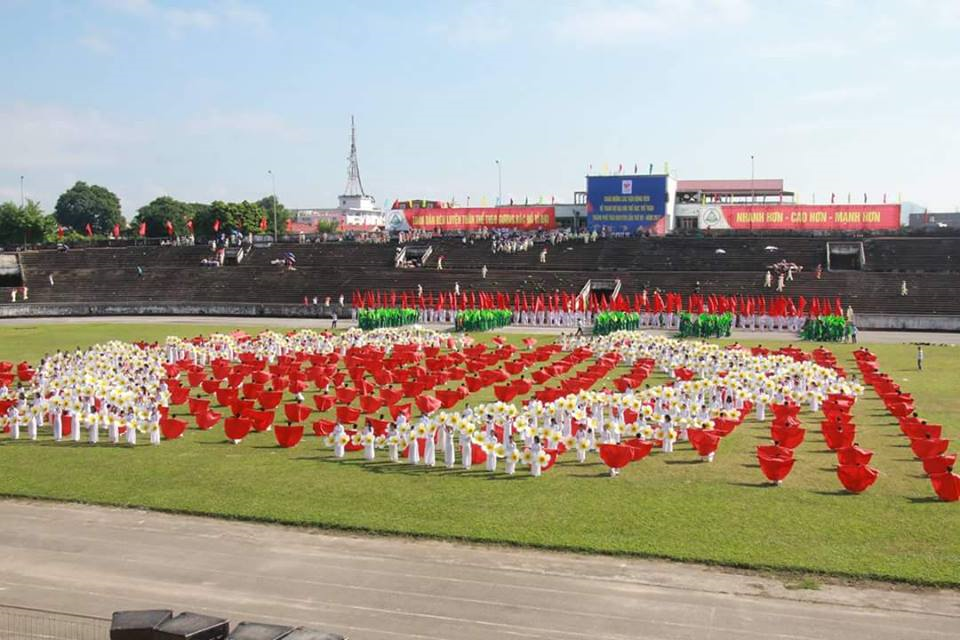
585,174,677,235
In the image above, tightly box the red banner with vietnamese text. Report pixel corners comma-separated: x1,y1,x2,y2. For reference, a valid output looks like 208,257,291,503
404,206,556,231
721,204,900,230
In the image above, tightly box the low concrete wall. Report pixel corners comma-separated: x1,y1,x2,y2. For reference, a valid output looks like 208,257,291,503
856,313,960,331
0,302,344,319
1,302,959,331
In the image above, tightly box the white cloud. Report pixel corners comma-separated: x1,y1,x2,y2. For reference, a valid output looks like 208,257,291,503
0,103,148,171
753,39,853,59
98,0,269,34
552,0,751,44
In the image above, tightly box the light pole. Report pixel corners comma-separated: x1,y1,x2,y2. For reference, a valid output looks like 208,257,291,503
750,155,755,232
268,169,278,242
495,160,502,207
20,175,24,208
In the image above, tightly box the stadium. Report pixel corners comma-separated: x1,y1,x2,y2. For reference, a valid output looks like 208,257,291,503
2,4,959,639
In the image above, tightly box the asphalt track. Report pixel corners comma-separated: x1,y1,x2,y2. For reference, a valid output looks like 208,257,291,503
0,500,957,640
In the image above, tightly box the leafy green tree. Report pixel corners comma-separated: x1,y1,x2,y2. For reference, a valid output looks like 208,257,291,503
192,200,268,237
54,181,123,234
0,200,57,245
133,196,194,237
316,219,339,234
256,195,291,236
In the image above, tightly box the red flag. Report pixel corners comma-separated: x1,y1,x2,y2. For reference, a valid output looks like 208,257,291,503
835,298,843,316
57,226,64,239
164,220,174,236
85,223,93,237
286,219,293,231
213,219,221,232
112,224,120,239
259,218,268,231
138,222,146,237
186,219,194,232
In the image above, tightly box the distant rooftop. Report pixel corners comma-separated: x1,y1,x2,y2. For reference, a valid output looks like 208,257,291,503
677,179,788,195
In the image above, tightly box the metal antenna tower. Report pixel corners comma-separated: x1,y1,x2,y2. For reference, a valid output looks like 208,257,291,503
344,115,365,197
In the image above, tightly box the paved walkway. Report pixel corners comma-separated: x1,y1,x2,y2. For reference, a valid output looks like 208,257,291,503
0,501,957,640
0,315,958,344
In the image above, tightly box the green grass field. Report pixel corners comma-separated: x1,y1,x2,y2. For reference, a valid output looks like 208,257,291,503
0,323,957,586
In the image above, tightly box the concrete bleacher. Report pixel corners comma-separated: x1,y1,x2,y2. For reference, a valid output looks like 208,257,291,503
9,236,960,317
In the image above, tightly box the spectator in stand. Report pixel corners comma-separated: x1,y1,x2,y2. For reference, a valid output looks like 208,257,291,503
481,265,487,279
20,286,28,300
901,280,909,296
764,270,772,288
776,273,785,292
48,274,54,286
815,263,823,280
436,255,445,270
9,288,16,302
539,248,548,264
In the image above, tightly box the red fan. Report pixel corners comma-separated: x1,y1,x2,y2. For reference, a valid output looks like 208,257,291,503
687,429,721,457
493,385,518,403
415,395,442,415
922,454,956,476
187,371,207,388
770,426,806,450
241,382,264,400
389,403,412,421
470,443,488,465
258,391,283,411
836,445,873,466
224,417,252,442
821,422,855,450
379,388,403,406
313,394,336,411
159,418,187,440
242,408,274,432
910,438,949,460
188,397,210,416
284,403,312,422
195,410,222,430
621,438,653,461
312,419,336,436
359,395,383,414
336,405,361,424
837,464,879,493
758,455,796,483
274,424,304,448
929,471,960,502
599,444,633,470
215,388,238,407
201,379,222,394
336,387,358,404
231,399,255,418
168,386,190,406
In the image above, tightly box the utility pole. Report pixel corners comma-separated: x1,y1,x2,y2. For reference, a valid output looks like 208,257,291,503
495,160,502,207
20,175,24,208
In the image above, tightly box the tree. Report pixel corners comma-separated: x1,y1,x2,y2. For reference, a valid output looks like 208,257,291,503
133,196,194,237
54,181,123,235
256,195,291,236
0,200,57,246
192,200,268,238
316,219,339,234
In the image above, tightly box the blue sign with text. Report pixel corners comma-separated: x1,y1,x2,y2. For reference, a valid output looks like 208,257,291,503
586,175,667,232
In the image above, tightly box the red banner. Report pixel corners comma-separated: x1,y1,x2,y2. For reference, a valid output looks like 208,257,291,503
404,206,555,231
721,204,900,230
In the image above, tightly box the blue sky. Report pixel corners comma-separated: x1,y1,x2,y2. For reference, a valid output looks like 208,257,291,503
2,0,959,217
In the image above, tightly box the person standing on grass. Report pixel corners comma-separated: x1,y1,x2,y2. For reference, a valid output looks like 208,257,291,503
917,345,924,371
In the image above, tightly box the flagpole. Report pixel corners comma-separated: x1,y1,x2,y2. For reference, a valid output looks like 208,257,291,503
268,169,278,242
495,160,502,208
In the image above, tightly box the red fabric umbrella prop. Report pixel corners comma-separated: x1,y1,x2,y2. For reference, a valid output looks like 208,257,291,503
336,405,361,424
622,438,654,461
922,454,957,476
836,445,873,466
821,422,856,450
159,418,187,440
758,454,796,484
274,424,304,448
688,429,721,460
836,464,879,493
224,417,252,443
242,409,274,433
599,444,633,475
258,391,284,411
929,471,960,502
313,394,336,411
312,419,336,436
770,426,806,450
195,410,222,430
415,394,442,415
188,397,210,416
